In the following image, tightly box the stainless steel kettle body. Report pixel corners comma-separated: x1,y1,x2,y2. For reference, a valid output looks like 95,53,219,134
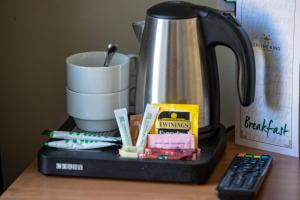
134,1,255,133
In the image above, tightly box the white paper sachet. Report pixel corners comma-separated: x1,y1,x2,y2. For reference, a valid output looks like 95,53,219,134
44,139,118,150
136,104,160,147
44,130,121,142
114,108,133,146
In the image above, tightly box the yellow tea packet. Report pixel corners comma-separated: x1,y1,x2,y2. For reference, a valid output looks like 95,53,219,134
150,104,199,148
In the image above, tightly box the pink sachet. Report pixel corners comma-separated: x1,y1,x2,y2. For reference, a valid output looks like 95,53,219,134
147,134,195,149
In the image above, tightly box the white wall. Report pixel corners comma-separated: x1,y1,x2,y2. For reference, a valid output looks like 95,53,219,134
0,0,236,189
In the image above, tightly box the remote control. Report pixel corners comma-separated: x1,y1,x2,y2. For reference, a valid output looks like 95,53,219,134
216,153,272,200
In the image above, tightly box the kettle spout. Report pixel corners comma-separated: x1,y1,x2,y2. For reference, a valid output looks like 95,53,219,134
132,21,145,43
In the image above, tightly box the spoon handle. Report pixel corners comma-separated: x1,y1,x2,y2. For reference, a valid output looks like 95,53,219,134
104,53,113,67
104,44,118,67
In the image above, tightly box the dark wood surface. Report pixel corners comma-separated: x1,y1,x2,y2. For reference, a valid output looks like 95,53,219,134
0,154,3,195
0,133,299,200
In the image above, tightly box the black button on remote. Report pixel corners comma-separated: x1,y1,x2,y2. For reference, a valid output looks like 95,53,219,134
217,153,272,200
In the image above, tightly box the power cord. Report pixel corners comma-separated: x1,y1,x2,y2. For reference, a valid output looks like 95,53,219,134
226,125,235,134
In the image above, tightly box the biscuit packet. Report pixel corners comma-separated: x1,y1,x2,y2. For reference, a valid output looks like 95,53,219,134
150,104,199,148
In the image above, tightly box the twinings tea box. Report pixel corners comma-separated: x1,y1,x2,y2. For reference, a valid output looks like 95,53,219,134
235,0,300,157
150,104,199,148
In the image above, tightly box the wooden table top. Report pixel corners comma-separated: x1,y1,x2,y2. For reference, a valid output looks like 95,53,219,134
1,133,299,200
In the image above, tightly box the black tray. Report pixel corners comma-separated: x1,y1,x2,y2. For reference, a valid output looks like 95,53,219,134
38,118,226,184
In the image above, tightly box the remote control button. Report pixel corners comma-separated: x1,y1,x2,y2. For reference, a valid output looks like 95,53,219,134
220,172,235,187
242,160,250,165
251,160,257,164
231,175,246,189
245,176,257,189
232,165,239,170
228,170,235,176
261,155,270,159
255,166,261,171
253,171,261,177
238,168,248,173
258,161,266,167
254,155,261,158
238,153,246,157
243,166,251,171
245,154,253,158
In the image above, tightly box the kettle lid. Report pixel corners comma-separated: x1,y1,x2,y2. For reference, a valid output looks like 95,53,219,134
147,1,197,19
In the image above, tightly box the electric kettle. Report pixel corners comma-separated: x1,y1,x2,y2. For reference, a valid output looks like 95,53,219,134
133,1,255,134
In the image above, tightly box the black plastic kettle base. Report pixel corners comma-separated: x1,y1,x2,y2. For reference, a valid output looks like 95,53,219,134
38,118,226,184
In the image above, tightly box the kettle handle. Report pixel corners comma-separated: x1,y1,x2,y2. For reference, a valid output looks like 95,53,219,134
194,6,256,107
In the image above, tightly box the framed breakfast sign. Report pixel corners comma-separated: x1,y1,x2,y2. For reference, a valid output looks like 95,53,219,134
235,0,300,157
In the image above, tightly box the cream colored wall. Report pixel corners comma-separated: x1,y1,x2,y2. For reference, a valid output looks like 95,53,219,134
0,0,235,189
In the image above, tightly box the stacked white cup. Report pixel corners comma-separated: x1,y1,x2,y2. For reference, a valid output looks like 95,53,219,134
66,51,135,132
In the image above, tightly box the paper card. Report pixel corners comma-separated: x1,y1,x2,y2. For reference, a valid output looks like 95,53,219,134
235,0,300,157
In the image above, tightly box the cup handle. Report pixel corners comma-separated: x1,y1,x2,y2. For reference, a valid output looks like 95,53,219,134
127,54,139,113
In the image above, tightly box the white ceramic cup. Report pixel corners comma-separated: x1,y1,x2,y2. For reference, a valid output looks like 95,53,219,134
66,88,129,132
66,52,136,94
